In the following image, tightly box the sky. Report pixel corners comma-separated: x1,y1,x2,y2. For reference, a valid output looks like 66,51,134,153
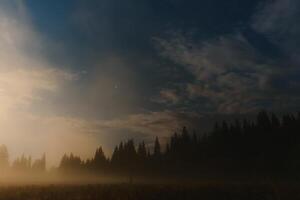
0,0,299,166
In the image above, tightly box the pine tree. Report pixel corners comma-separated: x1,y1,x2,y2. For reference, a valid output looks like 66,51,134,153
154,137,161,157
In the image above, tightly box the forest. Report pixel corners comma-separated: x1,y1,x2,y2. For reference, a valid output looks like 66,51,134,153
1,111,300,180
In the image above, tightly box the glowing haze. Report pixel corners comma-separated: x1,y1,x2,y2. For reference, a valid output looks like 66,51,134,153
0,0,188,166
0,1,99,166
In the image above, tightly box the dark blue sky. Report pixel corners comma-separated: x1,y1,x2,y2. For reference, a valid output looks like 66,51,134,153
26,0,262,65
23,0,300,127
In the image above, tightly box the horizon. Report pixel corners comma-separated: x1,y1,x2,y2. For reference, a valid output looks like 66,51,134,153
0,110,298,170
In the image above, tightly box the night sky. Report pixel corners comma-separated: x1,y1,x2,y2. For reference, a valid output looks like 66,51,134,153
0,0,299,166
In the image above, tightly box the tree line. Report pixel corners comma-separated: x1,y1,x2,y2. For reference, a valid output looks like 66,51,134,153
0,145,46,172
58,111,300,179
1,111,300,179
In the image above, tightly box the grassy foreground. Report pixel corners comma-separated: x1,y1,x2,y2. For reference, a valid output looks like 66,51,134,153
0,183,298,200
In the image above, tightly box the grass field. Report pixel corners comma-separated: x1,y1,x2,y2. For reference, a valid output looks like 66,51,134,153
0,183,298,200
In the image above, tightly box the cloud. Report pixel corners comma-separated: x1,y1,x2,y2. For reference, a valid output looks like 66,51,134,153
152,89,181,105
155,32,300,113
91,110,257,149
153,0,300,114
252,0,300,64
155,33,262,81
0,67,77,117
93,110,204,146
96,111,184,136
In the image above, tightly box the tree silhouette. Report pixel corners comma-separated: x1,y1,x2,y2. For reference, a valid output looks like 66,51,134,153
32,154,46,172
153,137,161,158
89,146,108,172
0,145,9,169
3,110,298,180
12,155,32,171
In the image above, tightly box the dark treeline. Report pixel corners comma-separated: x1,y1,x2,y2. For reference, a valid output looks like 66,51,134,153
58,111,300,179
0,111,300,179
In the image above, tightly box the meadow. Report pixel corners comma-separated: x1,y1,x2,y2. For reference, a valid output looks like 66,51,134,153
0,183,298,200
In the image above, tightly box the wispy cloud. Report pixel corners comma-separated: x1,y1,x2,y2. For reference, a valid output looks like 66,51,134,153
152,0,300,114
155,31,300,113
96,111,199,136
252,0,300,64
152,89,181,105
92,110,204,149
